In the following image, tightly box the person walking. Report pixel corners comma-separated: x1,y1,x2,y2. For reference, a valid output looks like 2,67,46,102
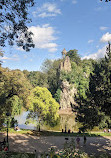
76,136,80,148
83,135,87,146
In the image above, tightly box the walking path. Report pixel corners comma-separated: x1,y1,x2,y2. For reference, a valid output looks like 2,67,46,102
0,133,111,156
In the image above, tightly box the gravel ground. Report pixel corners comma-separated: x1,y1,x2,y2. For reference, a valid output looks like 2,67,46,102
0,133,111,156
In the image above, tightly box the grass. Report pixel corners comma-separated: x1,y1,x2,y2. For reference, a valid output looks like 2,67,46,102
0,127,111,137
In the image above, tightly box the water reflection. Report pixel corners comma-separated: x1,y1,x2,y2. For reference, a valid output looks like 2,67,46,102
43,114,80,132
15,111,80,131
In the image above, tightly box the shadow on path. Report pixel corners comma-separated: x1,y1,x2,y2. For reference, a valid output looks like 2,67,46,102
0,132,111,157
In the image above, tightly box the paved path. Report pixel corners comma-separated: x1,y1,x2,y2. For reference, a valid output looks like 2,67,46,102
0,133,111,156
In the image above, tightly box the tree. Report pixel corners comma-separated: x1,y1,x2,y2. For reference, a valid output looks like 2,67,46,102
66,49,81,65
0,0,35,51
0,67,32,125
75,43,111,131
41,59,61,96
27,86,60,131
89,42,111,116
24,71,48,88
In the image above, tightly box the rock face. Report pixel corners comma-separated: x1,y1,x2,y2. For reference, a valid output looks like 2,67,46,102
60,80,77,109
60,56,71,72
59,55,77,109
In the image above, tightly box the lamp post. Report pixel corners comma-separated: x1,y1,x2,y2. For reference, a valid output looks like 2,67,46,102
6,112,11,150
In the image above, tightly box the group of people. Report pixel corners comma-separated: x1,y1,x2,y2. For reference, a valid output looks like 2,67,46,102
65,135,87,149
104,129,111,133
62,128,73,133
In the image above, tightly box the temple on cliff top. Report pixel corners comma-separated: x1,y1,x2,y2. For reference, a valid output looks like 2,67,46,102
60,48,71,72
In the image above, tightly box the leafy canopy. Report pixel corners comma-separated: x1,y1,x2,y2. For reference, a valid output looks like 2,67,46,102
0,67,32,125
28,86,60,127
0,0,35,51
75,43,111,131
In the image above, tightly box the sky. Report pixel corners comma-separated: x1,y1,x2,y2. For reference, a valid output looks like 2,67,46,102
1,0,111,71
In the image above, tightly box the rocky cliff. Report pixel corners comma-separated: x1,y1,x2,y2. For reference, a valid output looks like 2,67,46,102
60,80,77,109
59,55,77,110
60,56,71,72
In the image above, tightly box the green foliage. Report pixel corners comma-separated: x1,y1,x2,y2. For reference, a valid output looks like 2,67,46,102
41,139,89,158
60,58,94,99
0,150,109,158
41,59,54,73
75,43,111,130
54,89,61,102
66,49,81,65
41,59,61,96
27,86,60,129
0,0,35,51
0,67,32,125
24,70,48,88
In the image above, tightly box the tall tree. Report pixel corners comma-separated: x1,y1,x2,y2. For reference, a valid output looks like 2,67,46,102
75,43,111,131
24,70,48,88
41,59,61,96
0,67,32,125
27,86,60,131
0,0,35,51
66,49,81,65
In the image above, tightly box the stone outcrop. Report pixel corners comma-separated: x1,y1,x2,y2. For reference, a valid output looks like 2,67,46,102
60,56,71,72
60,80,77,109
59,51,77,110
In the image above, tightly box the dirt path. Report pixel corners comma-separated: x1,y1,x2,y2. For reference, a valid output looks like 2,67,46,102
0,133,111,156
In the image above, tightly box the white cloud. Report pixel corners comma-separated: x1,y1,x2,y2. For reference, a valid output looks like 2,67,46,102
1,56,11,60
0,55,20,61
38,12,57,18
33,2,61,18
28,24,58,52
72,0,77,4
100,26,108,31
88,40,94,44
82,46,106,60
100,32,111,43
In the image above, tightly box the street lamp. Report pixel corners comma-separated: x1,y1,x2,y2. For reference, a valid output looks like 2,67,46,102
6,112,11,150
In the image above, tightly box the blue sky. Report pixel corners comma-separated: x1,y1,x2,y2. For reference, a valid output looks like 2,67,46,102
1,0,111,71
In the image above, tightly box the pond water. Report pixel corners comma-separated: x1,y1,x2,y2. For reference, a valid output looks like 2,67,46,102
15,111,80,132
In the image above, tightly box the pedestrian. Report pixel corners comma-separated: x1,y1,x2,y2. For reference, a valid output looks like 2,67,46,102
83,135,87,146
76,136,80,148
34,150,38,158
108,129,111,133
104,129,106,132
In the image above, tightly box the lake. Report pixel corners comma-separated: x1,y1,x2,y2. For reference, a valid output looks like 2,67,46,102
15,111,80,132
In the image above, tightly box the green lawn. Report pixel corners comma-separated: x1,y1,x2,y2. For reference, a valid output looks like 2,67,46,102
0,128,111,137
